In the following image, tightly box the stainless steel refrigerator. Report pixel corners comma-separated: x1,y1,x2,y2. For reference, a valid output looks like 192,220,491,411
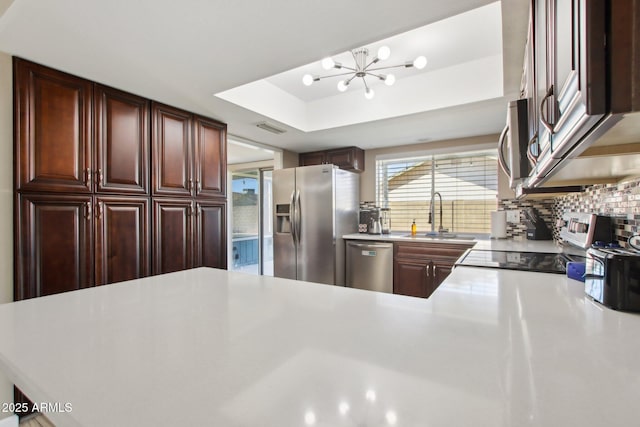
273,164,359,285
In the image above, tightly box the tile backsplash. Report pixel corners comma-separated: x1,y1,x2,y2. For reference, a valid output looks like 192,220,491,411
499,176,640,246
552,177,640,247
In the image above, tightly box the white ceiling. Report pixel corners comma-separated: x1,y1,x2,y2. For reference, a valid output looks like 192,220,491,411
0,0,529,154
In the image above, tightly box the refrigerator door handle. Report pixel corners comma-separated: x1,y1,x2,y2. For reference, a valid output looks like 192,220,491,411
294,189,301,245
289,190,297,245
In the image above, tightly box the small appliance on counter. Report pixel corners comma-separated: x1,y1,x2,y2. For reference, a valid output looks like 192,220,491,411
523,207,552,240
359,202,381,234
585,247,640,312
380,208,391,234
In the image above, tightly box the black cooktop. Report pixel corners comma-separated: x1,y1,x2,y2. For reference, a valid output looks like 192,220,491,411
455,249,585,274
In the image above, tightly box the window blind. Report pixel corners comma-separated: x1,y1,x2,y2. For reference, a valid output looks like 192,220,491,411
376,150,498,233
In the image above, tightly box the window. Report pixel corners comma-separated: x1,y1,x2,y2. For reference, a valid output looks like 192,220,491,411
376,150,498,233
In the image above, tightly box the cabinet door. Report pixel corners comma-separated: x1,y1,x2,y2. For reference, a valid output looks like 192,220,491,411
14,58,92,193
393,257,432,298
299,152,326,167
433,261,454,290
326,147,364,172
531,0,606,182
95,196,150,286
548,0,606,156
95,85,150,194
16,194,93,300
193,116,226,198
153,198,194,274
195,200,226,268
152,103,193,197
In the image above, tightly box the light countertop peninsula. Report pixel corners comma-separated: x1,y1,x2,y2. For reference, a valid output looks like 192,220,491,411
0,265,638,426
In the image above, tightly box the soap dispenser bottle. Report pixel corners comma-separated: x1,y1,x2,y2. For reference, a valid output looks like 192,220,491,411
411,219,417,236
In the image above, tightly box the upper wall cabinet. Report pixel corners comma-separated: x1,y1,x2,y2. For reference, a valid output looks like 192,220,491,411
15,59,93,193
299,146,365,172
528,0,607,184
152,103,193,197
14,59,152,195
193,116,227,198
517,0,640,190
95,85,150,194
152,103,227,198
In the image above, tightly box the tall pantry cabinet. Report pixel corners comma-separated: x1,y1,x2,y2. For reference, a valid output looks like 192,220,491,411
14,58,227,301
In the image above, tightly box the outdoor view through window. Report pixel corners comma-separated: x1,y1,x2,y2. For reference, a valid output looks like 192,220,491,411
376,150,498,234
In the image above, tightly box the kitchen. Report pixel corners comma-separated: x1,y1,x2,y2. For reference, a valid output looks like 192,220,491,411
0,0,637,425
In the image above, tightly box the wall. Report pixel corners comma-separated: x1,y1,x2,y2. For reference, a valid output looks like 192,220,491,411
0,52,14,419
360,134,502,201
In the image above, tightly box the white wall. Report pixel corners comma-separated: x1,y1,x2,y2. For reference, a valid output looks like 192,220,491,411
0,51,14,419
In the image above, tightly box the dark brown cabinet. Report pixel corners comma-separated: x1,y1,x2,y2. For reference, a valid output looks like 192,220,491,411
153,198,226,274
95,196,150,286
299,146,364,172
95,85,150,195
16,194,152,298
529,0,606,179
152,103,193,197
393,242,472,299
195,201,226,268
152,104,227,198
153,198,193,274
394,257,432,298
16,194,94,300
14,59,93,194
193,116,227,198
14,58,228,301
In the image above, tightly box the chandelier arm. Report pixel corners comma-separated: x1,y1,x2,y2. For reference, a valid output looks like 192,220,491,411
367,64,408,72
316,71,360,80
362,77,371,91
345,74,358,84
364,71,386,80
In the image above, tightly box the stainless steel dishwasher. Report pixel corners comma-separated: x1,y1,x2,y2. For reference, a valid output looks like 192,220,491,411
346,241,393,293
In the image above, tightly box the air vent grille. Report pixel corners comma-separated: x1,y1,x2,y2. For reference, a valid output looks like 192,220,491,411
256,121,286,134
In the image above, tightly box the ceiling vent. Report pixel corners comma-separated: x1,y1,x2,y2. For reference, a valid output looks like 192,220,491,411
256,121,286,134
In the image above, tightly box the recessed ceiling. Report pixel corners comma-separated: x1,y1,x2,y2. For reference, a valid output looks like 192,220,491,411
0,0,529,154
216,3,504,133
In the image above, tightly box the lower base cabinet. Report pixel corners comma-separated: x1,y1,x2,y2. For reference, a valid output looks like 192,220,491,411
153,198,226,274
393,242,472,298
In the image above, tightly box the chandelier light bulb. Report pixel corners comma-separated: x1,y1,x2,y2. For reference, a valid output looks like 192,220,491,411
365,87,375,100
377,45,391,61
302,74,314,86
384,74,396,86
413,56,427,70
337,80,349,92
321,57,335,70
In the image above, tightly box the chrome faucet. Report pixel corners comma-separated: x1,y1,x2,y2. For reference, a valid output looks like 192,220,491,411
428,192,445,233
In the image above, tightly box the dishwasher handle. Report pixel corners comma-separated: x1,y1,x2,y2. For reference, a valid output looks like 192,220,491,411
348,242,392,249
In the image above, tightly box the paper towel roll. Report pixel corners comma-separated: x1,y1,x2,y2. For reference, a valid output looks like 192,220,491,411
490,211,507,239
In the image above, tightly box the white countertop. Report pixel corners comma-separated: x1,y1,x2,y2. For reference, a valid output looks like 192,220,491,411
0,266,638,426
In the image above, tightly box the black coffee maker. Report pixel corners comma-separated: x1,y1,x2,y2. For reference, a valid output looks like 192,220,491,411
523,207,552,240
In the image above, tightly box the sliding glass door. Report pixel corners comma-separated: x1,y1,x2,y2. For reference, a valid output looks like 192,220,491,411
229,168,273,275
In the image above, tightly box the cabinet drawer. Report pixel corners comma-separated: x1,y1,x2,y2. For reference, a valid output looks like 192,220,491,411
394,242,472,260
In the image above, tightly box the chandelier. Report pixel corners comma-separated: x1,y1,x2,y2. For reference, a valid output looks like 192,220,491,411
302,46,427,99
